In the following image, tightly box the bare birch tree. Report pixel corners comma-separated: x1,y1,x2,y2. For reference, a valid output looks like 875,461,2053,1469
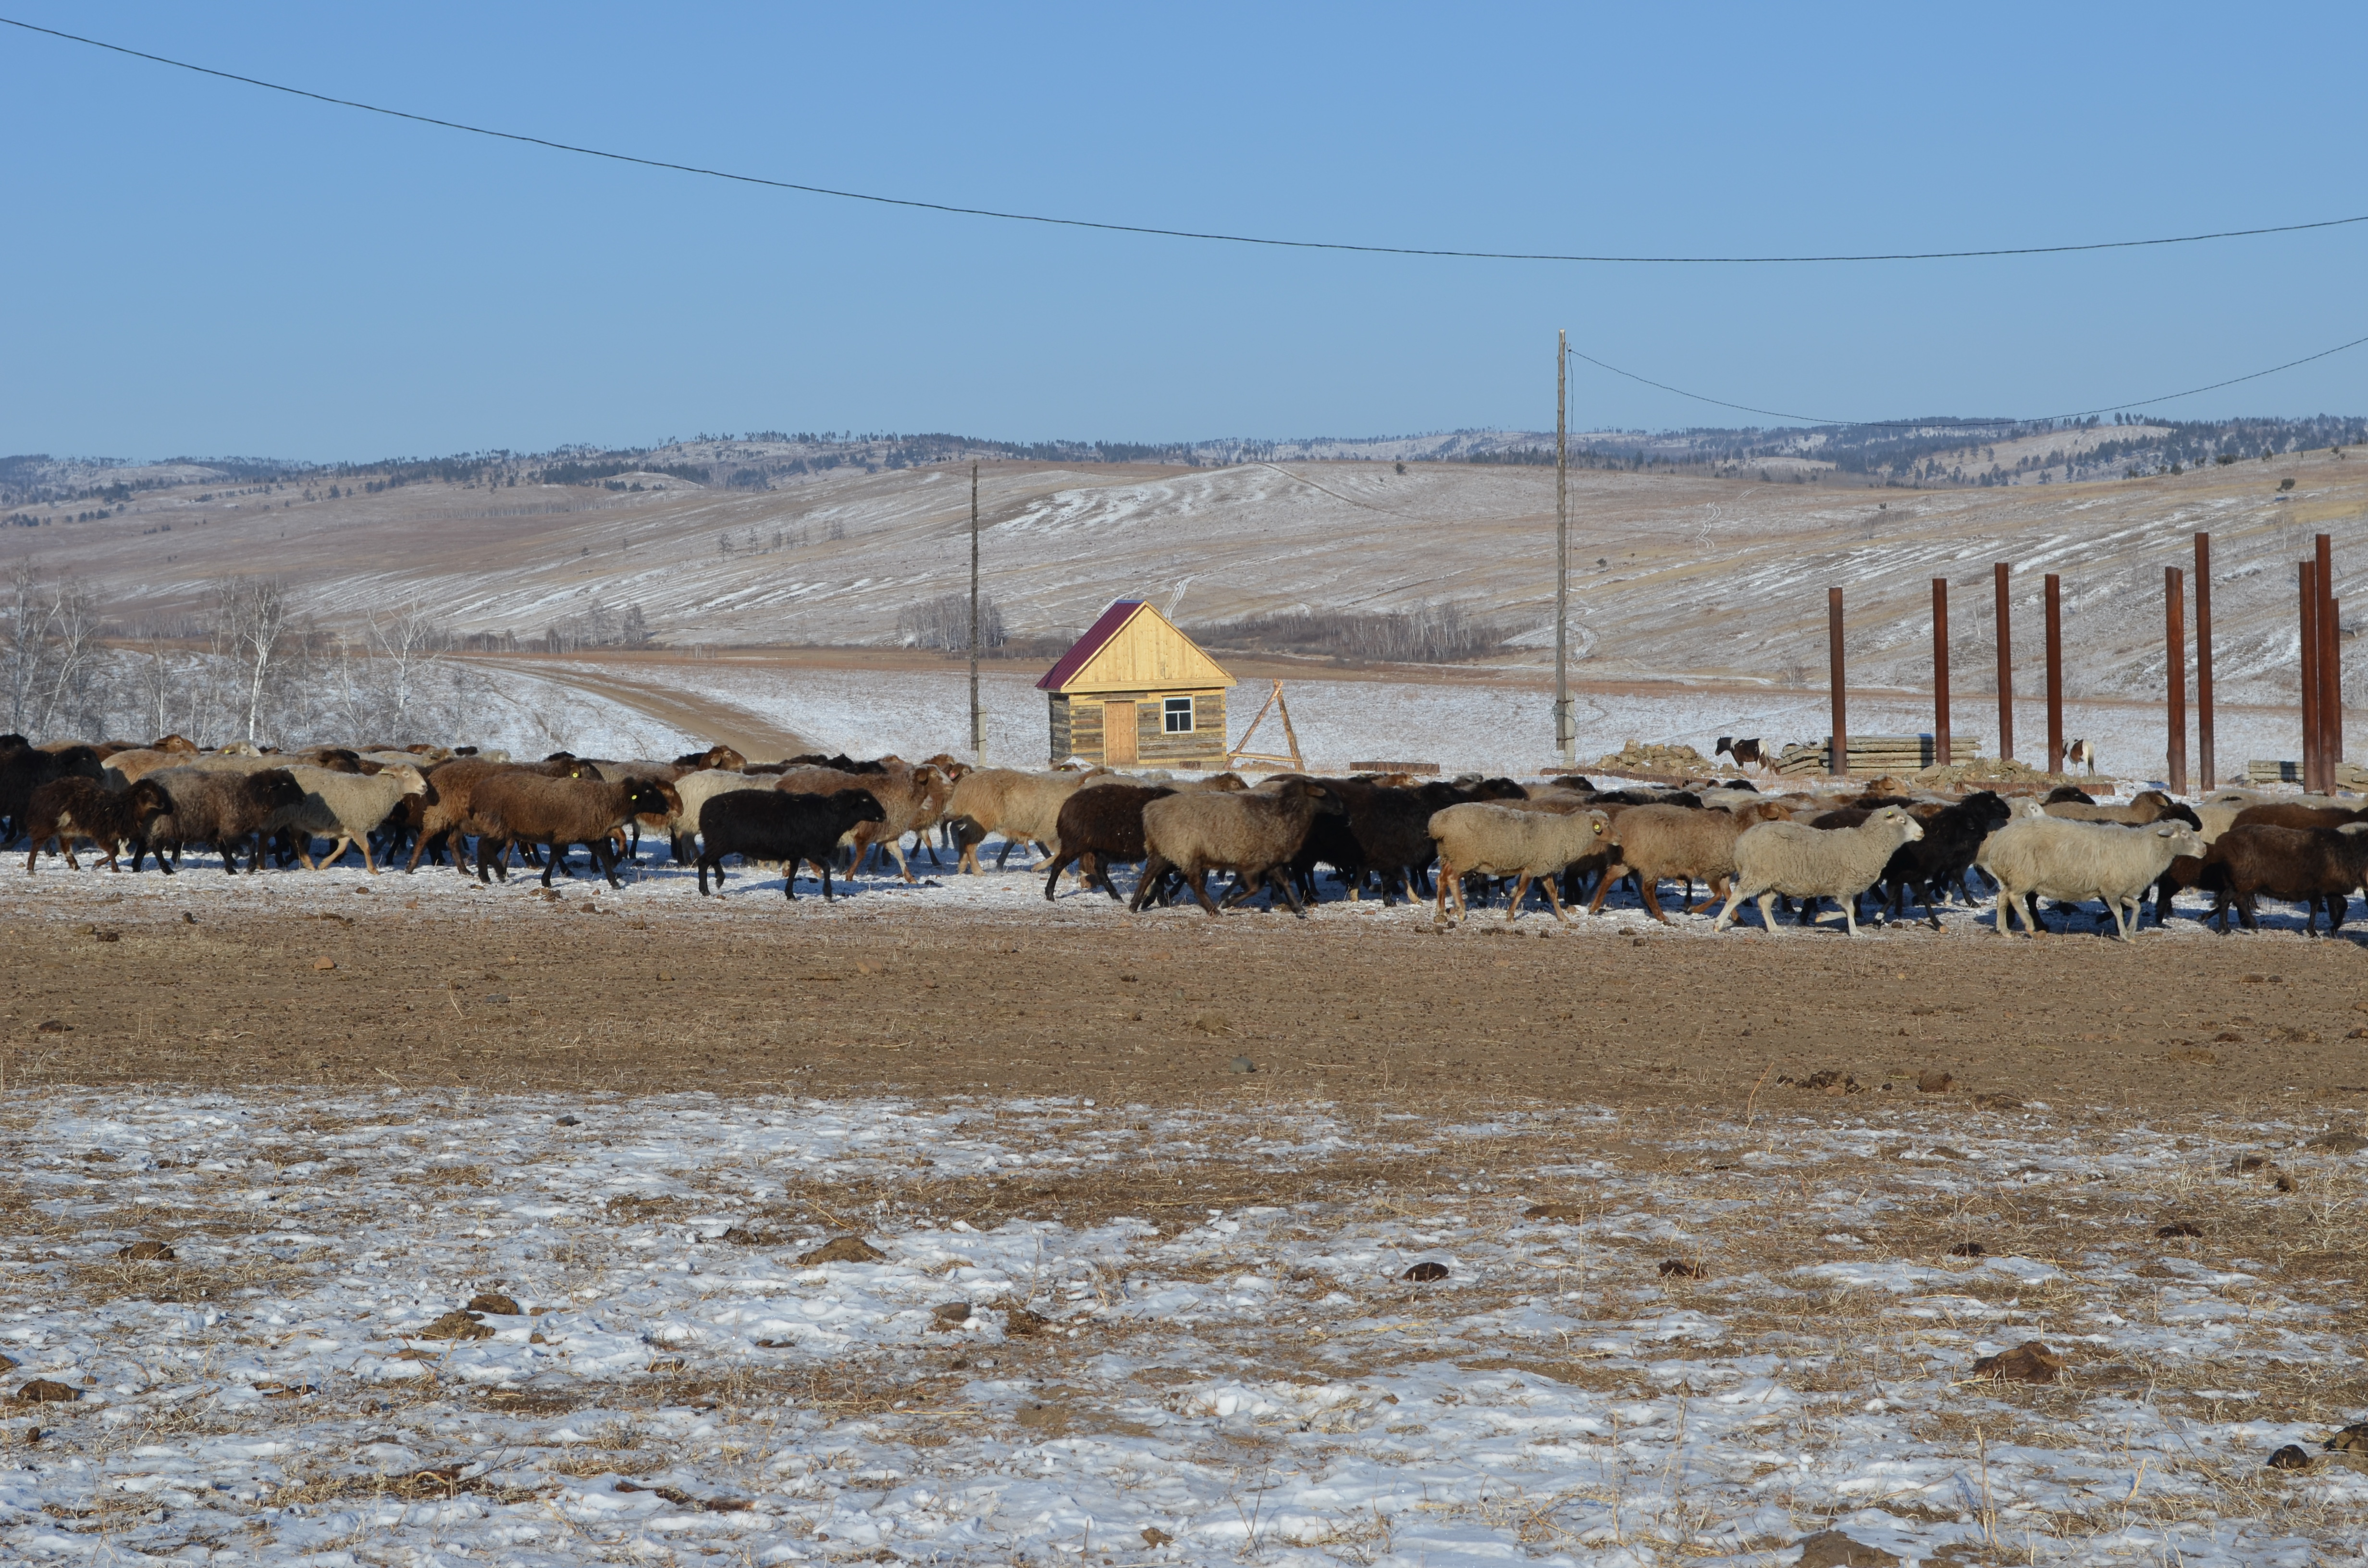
215,577,297,744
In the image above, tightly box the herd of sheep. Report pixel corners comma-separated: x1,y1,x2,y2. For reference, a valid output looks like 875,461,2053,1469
3,731,2366,937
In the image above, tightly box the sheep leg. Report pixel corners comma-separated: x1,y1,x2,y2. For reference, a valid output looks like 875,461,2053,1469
697,855,718,894
1042,852,1077,902
1539,875,1570,924
1754,891,1781,931
1840,894,1862,937
1711,882,1747,930
1270,868,1308,918
1584,861,1630,916
2236,891,2260,931
595,838,623,890
1635,876,1674,924
1184,865,1224,917
359,835,380,875
1506,872,1533,922
1687,874,1731,917
1128,854,1170,912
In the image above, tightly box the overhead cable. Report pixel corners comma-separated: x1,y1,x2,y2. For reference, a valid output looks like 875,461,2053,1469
6,14,2368,267
1566,331,2368,430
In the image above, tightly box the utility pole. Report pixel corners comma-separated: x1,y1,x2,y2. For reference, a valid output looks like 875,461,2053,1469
2044,573,2064,774
969,462,983,763
1932,578,1950,767
2301,557,2321,792
2317,532,2340,789
1828,588,1848,778
1554,330,1573,768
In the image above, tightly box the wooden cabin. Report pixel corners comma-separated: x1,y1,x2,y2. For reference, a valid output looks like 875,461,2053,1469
1037,600,1235,767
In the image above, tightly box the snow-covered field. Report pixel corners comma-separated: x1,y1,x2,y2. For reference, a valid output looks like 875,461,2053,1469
4,1090,2363,1566
501,657,2316,787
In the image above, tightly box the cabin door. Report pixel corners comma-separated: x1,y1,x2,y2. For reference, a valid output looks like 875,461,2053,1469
1103,701,1138,764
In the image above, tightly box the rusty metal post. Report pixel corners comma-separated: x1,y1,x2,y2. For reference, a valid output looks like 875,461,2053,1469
2045,572,2064,774
2301,558,2321,790
2166,565,2188,795
1932,577,1951,767
1994,563,2014,762
2195,533,2215,790
1829,587,1848,777
2318,533,2340,787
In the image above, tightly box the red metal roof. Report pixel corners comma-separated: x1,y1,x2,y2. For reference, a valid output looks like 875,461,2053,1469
1036,600,1144,691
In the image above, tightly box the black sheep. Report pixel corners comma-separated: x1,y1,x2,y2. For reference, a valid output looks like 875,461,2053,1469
22,777,175,873
1347,778,1525,905
1880,791,2011,926
0,744,105,846
696,788,886,901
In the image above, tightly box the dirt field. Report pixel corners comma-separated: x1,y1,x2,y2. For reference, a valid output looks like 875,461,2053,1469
10,898,2366,1114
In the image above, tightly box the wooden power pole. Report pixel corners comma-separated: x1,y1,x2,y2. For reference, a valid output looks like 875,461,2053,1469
2195,532,2215,790
1828,588,1848,777
2317,532,2340,789
2302,557,2321,792
1932,578,1951,766
969,462,983,763
1554,331,1573,768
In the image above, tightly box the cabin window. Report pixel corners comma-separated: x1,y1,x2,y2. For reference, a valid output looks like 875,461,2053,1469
1163,696,1195,733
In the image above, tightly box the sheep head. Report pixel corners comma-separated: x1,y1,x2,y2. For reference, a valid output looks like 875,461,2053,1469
387,765,429,797
251,769,307,812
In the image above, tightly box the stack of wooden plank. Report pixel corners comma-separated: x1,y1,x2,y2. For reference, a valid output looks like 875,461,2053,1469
1348,760,1439,775
1775,735,1984,776
2245,760,2303,784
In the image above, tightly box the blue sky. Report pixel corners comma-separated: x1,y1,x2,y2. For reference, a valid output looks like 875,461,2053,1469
6,2,2366,460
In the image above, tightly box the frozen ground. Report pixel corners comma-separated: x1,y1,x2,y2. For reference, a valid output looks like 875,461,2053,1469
3,1090,2363,1566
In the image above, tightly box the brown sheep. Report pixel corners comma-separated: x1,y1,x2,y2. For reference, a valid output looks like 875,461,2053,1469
1132,779,1340,917
2196,823,2368,934
23,777,176,873
1042,782,1176,900
143,766,308,874
1586,799,1790,921
470,773,682,888
404,757,586,872
2044,789,2185,826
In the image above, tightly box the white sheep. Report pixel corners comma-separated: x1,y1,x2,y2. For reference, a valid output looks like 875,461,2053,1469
274,764,428,872
1427,802,1609,922
1973,815,2204,941
1712,806,1924,936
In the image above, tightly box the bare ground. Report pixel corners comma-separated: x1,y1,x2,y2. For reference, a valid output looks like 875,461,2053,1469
8,901,2365,1117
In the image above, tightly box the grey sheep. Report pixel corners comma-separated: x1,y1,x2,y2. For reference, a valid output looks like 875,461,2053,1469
271,764,428,873
1426,801,1609,923
1713,806,1924,936
1132,778,1339,917
145,765,309,874
1975,814,2203,941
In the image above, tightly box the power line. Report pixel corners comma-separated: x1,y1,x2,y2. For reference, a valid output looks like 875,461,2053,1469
8,13,2368,268
1566,330,2368,430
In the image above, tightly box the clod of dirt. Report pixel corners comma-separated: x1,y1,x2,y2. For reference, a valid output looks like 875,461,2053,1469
1970,1340,2064,1383
1971,1092,2026,1110
1779,1069,1862,1095
1793,1529,1902,1568
81,1150,118,1162
2157,1220,2203,1239
798,1235,886,1265
311,956,336,972
116,1240,175,1261
1402,1261,1449,1283
930,1301,974,1324
1916,1070,1954,1093
2267,1444,2315,1471
1190,1013,1230,1037
465,1292,521,1317
1002,1305,1055,1337
35,1020,71,1033
13,1380,78,1404
555,1115,581,1127
1524,1201,1584,1221
90,929,119,943
415,1310,495,1342
1012,1400,1073,1433
180,912,196,924
1948,1241,1987,1258
1657,1259,1706,1279
1228,1055,1257,1074
1142,1527,1175,1547
2306,1128,2368,1153
2240,972,2280,984
2325,1422,2368,1453
2214,1030,2244,1043
2228,1153,2273,1174
718,1227,775,1246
